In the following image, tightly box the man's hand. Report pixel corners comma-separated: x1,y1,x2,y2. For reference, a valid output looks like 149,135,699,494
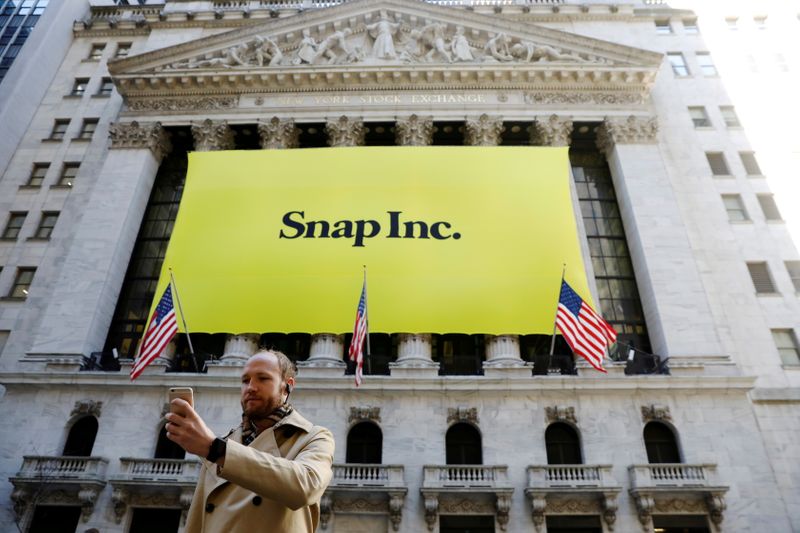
165,398,216,459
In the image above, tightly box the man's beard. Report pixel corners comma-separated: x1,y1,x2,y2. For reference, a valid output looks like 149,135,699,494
242,397,280,421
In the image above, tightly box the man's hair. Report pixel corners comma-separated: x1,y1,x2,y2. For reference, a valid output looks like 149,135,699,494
254,348,297,382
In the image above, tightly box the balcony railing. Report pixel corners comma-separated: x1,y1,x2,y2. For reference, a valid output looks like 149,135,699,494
527,464,617,489
330,464,406,489
629,463,721,490
13,456,108,481
423,465,510,489
114,458,201,483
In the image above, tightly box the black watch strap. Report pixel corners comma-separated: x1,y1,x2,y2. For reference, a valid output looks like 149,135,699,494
206,437,227,462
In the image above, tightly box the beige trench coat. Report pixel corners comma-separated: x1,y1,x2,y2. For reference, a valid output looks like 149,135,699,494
185,410,334,533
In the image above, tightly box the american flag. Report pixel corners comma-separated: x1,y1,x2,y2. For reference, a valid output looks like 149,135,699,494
130,284,178,381
347,279,368,387
555,280,617,373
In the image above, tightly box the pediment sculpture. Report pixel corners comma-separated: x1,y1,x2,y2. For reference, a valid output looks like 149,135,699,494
160,13,611,71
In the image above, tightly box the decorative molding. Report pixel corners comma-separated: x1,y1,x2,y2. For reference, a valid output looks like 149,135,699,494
332,497,386,513
596,115,658,154
532,115,573,147
349,406,381,424
447,406,479,426
71,400,103,419
108,121,171,162
601,492,618,532
529,493,546,532
191,119,235,151
388,492,404,532
125,96,238,112
325,115,365,146
633,492,655,527
395,114,434,146
257,117,300,149
319,493,332,530
524,91,646,105
707,492,726,526
547,498,598,513
545,406,576,425
423,492,439,532
465,114,504,146
496,493,512,531
640,404,672,423
653,497,705,513
438,498,494,514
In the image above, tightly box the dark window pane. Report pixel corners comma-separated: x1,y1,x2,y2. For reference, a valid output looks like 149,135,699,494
446,423,482,464
62,416,98,456
346,422,382,464
644,422,681,463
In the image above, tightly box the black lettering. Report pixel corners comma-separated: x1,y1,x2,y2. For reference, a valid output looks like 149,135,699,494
353,220,380,247
429,221,453,240
403,220,429,239
279,211,305,239
304,220,330,238
331,220,354,239
387,211,402,238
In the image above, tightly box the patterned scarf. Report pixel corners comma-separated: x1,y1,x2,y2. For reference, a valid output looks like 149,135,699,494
240,403,294,446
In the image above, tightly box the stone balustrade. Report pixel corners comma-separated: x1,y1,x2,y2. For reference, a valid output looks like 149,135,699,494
13,455,109,480
115,458,201,483
423,464,509,489
628,463,720,489
330,463,406,489
527,464,616,488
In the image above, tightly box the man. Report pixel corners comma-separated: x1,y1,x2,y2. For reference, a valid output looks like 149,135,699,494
165,350,334,532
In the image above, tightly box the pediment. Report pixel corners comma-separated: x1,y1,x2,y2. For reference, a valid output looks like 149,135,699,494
109,0,662,102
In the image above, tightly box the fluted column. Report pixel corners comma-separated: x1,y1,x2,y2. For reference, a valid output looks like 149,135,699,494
465,114,504,146
258,117,300,149
297,334,346,372
29,122,171,363
595,115,722,358
191,119,234,151
154,339,177,366
221,334,259,363
395,115,434,146
325,116,365,147
392,334,438,367
531,115,573,146
483,335,524,367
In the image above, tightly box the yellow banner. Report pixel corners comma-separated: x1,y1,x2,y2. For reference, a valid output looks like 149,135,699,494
155,147,592,334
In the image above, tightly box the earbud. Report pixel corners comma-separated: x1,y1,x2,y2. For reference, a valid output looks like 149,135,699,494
286,383,293,394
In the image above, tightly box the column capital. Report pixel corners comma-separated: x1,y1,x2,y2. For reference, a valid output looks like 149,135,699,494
108,121,171,162
395,114,434,146
325,116,365,147
191,119,234,151
258,117,300,149
596,115,658,154
531,115,573,147
465,114,504,146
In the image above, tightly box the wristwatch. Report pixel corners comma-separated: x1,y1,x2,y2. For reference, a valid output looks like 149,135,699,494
206,437,227,462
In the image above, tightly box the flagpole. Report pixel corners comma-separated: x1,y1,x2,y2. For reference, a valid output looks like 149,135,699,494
169,269,197,371
549,264,567,361
363,265,371,376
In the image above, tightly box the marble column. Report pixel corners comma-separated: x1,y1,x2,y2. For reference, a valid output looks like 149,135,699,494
465,114,504,146
325,116,365,147
258,117,300,149
395,115,434,146
191,119,234,151
596,115,722,357
221,334,259,363
28,121,171,365
531,115,573,147
296,333,346,376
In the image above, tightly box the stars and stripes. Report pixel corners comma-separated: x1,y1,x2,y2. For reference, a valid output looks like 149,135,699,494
555,280,617,373
347,279,368,387
130,284,178,381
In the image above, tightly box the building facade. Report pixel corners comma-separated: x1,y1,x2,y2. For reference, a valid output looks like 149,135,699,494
0,0,799,532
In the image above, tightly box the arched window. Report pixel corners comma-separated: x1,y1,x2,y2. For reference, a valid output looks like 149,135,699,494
62,416,98,456
346,422,382,464
154,425,186,460
644,421,681,463
446,423,482,465
545,423,583,465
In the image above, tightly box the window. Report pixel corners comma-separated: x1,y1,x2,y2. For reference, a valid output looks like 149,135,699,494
26,163,49,187
545,423,582,465
346,422,382,464
57,163,79,187
129,509,182,533
683,18,699,34
69,77,89,97
33,211,58,239
2,212,27,240
154,425,185,459
655,19,672,34
747,262,776,294
722,194,749,222
643,422,681,463
757,194,782,221
446,423,482,465
0,330,9,357
28,506,82,533
667,53,689,76
772,329,800,365
697,52,717,76
688,106,711,128
786,261,800,292
434,334,485,375
706,152,730,175
740,152,762,175
76,118,98,140
720,106,741,128
88,43,105,60
9,267,36,298
62,416,98,456
48,119,69,140
115,42,131,58
96,77,114,96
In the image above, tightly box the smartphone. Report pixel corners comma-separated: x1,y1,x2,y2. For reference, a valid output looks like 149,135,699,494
168,387,194,412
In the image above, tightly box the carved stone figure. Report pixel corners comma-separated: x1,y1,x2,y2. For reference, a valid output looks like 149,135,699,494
485,33,513,62
511,40,588,63
315,28,353,64
421,23,452,63
398,28,424,62
255,36,282,67
366,15,400,59
293,29,317,65
450,26,473,62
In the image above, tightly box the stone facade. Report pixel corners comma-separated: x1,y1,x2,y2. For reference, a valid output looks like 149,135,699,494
0,1,799,532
